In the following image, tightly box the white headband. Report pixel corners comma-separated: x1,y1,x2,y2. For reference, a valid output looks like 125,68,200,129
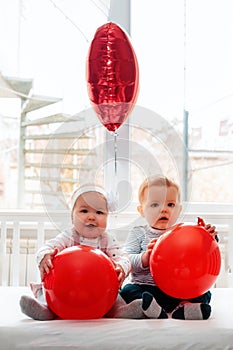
71,186,118,213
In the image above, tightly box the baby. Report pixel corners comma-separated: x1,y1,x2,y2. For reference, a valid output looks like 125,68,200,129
20,184,131,320
118,175,218,319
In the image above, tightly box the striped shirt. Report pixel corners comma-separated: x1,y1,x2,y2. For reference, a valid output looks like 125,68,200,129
124,225,164,285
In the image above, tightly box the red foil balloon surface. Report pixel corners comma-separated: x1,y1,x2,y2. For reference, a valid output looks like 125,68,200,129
150,223,221,299
87,22,139,132
44,246,119,319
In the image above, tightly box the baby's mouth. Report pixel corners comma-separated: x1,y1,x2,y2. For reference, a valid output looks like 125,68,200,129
86,224,96,228
158,217,168,221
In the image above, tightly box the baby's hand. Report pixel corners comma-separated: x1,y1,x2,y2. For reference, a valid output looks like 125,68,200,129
141,238,158,268
204,223,219,241
147,238,158,251
39,248,58,280
115,264,125,288
197,217,219,242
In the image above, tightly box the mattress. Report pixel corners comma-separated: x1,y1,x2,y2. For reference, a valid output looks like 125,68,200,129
1,287,233,350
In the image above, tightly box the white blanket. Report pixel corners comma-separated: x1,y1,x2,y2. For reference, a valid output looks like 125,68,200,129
1,287,233,350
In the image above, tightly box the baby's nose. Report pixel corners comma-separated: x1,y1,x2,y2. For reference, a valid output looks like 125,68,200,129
87,213,96,220
161,206,167,212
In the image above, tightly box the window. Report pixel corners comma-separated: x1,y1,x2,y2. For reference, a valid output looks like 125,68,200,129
0,0,233,209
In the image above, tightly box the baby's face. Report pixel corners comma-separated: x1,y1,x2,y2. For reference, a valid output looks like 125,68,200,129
138,185,182,230
72,192,108,238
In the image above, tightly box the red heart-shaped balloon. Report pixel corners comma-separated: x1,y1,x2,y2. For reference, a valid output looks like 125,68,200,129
87,22,139,132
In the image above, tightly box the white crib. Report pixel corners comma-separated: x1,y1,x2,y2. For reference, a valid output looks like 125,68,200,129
0,203,233,287
1,204,233,350
0,210,70,286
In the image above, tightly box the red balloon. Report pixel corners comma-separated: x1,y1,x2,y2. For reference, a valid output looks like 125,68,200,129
87,22,139,132
43,246,119,319
150,223,221,299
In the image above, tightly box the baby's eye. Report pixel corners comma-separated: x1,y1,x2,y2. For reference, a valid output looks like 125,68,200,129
168,203,175,207
96,210,104,215
151,203,159,207
80,209,88,213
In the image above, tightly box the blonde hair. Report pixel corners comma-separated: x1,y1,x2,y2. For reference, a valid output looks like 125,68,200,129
138,175,181,204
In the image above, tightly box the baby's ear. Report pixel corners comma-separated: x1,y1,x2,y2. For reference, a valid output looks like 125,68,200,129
137,205,144,216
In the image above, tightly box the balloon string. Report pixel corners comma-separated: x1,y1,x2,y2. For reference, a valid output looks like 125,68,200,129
114,131,118,177
113,130,118,225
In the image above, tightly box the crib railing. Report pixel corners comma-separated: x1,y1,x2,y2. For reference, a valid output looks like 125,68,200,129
0,210,70,286
0,203,233,287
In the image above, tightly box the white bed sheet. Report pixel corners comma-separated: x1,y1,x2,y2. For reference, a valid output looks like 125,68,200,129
0,287,233,350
